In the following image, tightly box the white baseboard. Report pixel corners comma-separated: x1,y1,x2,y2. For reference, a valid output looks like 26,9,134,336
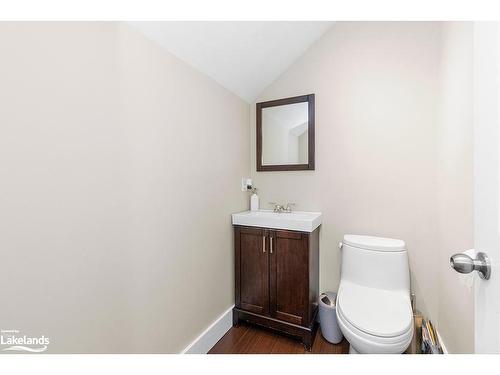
181,305,234,354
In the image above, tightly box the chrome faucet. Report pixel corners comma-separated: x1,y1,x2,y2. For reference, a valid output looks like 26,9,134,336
269,202,296,213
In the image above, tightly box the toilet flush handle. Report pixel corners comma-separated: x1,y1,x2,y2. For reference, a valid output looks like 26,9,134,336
338,242,343,249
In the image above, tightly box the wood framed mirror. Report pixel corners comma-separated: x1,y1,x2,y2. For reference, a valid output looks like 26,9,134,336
256,94,315,171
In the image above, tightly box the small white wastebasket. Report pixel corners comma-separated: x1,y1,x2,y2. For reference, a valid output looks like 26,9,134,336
318,292,343,344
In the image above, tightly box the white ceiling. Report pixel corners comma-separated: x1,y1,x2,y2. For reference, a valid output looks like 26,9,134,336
128,22,333,102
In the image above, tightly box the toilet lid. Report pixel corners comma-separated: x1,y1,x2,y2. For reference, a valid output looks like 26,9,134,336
337,282,413,338
343,235,406,252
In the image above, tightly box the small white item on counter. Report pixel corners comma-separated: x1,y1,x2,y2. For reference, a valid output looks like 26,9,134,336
250,188,259,211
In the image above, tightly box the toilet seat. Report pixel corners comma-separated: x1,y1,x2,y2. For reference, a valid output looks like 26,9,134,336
336,281,414,353
337,281,413,338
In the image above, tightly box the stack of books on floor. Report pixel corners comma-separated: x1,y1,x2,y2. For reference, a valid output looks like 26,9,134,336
421,318,443,354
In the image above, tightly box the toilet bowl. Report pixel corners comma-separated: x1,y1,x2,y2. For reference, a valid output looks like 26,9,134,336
336,235,413,354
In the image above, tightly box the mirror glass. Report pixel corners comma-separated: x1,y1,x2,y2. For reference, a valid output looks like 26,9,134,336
261,102,309,166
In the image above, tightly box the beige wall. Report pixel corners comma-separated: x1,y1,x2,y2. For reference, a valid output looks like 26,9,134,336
250,21,475,352
436,22,474,353
0,22,249,353
251,22,442,321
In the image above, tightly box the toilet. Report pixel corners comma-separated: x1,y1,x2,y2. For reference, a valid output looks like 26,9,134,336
336,235,413,354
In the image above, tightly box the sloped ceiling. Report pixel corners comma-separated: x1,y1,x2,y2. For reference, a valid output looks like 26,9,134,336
128,21,333,102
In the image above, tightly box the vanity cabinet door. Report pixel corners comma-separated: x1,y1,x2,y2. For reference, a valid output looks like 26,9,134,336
235,226,270,316
269,230,309,327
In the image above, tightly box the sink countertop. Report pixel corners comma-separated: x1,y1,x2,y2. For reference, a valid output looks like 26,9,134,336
232,210,322,233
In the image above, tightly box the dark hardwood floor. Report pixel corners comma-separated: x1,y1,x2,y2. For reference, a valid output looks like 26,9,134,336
208,322,350,354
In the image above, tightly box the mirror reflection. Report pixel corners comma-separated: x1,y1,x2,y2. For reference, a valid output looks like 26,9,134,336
262,102,309,166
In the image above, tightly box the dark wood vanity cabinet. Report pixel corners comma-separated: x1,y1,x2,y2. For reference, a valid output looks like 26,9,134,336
233,225,320,349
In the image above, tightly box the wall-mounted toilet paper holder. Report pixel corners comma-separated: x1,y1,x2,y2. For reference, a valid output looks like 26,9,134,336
450,251,491,280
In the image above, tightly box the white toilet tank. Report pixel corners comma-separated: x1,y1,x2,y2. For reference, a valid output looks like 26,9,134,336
340,235,410,293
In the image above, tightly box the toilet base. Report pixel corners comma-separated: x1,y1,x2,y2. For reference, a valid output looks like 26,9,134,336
349,345,359,354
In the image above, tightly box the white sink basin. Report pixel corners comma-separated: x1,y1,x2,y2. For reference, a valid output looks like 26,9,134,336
232,210,322,233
